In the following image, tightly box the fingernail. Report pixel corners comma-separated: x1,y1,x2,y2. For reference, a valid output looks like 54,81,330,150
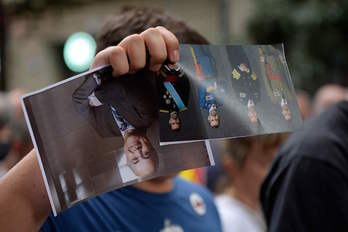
151,64,162,72
171,50,179,62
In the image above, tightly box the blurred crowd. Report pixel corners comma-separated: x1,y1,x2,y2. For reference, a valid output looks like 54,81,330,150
1,82,347,231
0,89,32,176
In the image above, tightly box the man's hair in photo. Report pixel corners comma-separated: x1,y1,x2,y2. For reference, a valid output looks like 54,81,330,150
123,128,146,142
97,6,209,52
126,154,159,178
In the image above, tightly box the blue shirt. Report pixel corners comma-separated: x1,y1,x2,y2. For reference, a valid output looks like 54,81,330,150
40,177,222,232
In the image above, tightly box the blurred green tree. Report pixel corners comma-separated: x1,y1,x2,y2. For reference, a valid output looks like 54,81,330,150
248,0,348,94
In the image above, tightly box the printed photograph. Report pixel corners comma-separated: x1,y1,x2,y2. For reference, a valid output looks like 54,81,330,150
159,44,302,145
22,65,214,215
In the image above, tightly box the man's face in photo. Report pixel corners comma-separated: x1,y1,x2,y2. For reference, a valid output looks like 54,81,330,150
208,104,219,128
169,112,180,131
281,103,291,121
238,63,250,73
248,104,258,124
208,115,219,128
206,85,216,93
124,131,158,178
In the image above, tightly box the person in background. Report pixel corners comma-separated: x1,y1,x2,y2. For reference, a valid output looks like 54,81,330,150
0,100,12,177
205,140,230,195
295,89,312,120
0,89,32,177
215,134,286,232
261,100,348,231
312,84,346,115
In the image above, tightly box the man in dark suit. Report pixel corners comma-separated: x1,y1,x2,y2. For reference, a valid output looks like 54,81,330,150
72,66,158,178
190,45,222,128
0,7,223,232
158,63,190,131
227,46,261,124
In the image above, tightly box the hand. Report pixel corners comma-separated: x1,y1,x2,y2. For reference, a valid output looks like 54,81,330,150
90,26,179,76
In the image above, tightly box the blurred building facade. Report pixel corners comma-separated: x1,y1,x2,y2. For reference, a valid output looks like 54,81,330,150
4,0,255,91
3,0,347,98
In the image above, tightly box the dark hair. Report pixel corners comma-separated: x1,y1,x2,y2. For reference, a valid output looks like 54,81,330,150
97,6,209,52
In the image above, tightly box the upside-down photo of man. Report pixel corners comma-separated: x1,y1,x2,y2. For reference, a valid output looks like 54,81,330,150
72,67,159,178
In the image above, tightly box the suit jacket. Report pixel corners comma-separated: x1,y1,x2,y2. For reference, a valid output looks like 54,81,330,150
158,71,190,113
227,46,261,105
72,67,157,137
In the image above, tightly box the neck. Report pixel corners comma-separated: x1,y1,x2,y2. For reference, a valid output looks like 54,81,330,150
225,186,259,211
133,176,174,193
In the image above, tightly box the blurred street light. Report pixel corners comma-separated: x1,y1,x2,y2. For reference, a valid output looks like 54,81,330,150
63,32,96,73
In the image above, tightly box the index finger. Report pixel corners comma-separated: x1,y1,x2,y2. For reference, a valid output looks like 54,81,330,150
156,26,180,63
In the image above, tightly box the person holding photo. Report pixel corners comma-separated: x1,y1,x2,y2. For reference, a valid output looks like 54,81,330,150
215,134,285,232
0,7,222,232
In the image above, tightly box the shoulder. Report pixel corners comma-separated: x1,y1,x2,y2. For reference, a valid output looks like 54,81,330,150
40,189,129,231
215,194,263,232
261,156,348,232
215,194,250,218
215,195,239,218
262,102,348,207
276,101,348,167
215,194,230,207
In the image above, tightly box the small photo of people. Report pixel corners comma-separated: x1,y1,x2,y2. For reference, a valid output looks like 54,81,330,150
159,44,302,145
158,63,189,131
22,65,214,214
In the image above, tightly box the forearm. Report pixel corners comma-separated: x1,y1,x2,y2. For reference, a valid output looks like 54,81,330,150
0,149,51,231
